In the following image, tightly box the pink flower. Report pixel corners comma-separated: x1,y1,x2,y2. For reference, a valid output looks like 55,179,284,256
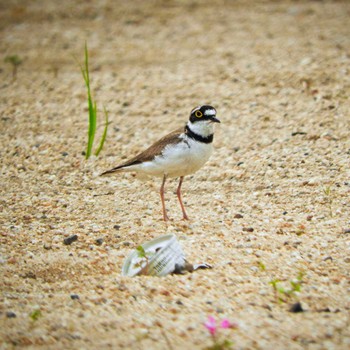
204,316,217,336
220,319,231,329
205,316,238,337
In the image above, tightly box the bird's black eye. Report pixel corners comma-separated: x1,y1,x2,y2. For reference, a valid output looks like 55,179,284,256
195,110,203,118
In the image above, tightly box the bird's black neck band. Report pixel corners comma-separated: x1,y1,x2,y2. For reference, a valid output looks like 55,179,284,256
185,125,213,144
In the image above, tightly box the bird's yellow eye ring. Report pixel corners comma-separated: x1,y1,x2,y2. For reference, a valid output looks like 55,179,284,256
195,110,203,118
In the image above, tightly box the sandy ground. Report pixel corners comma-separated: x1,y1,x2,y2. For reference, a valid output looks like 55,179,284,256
1,0,350,349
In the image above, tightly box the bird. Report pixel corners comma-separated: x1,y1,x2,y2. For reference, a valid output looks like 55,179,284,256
101,105,220,221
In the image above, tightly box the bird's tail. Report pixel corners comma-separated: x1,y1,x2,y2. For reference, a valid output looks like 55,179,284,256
100,166,126,176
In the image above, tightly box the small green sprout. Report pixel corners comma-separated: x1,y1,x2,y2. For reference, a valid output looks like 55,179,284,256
30,309,42,321
135,245,151,275
323,185,333,217
257,261,266,271
269,272,305,303
136,245,147,259
80,43,109,159
4,54,23,79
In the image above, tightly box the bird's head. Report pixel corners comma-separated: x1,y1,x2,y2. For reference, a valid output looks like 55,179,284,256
187,105,220,137
189,105,220,124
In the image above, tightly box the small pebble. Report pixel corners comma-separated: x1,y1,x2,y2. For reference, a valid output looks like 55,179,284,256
95,238,104,246
114,225,121,230
343,228,350,234
243,227,254,232
70,294,80,300
234,213,243,219
323,256,333,262
64,235,78,245
6,311,17,318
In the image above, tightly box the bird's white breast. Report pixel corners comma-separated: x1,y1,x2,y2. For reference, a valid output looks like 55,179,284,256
140,134,213,178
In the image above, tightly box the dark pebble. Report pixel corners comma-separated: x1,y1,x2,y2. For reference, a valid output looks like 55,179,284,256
70,294,80,300
242,227,254,232
6,311,17,318
318,307,331,313
176,300,184,305
234,213,243,219
61,152,68,157
289,302,304,313
343,228,350,234
64,235,78,245
113,225,121,230
95,238,104,246
22,271,36,279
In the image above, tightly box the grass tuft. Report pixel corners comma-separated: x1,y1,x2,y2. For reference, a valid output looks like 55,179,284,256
80,43,109,159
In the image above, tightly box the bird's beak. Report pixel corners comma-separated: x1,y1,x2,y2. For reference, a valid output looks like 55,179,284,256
210,116,221,123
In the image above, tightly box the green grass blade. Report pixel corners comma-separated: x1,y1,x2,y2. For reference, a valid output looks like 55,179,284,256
86,100,97,159
82,43,97,159
94,106,109,156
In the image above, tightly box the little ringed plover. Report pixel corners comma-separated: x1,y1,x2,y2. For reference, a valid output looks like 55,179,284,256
101,105,220,221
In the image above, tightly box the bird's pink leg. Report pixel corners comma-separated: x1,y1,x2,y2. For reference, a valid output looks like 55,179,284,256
177,176,189,220
160,174,170,221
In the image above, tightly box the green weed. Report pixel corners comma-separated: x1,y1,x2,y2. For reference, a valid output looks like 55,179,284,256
269,271,304,303
30,309,42,321
135,245,152,275
4,54,23,79
80,43,109,159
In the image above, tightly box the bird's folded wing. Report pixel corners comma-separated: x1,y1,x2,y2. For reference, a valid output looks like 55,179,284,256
101,127,184,175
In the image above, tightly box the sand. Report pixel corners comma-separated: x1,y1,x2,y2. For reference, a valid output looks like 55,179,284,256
1,0,349,349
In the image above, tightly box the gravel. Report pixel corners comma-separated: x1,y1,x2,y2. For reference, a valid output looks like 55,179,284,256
0,1,349,349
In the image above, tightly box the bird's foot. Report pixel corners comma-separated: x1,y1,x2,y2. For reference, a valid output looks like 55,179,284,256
163,214,171,222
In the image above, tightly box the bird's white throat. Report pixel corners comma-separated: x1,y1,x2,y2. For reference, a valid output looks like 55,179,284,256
186,120,215,138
